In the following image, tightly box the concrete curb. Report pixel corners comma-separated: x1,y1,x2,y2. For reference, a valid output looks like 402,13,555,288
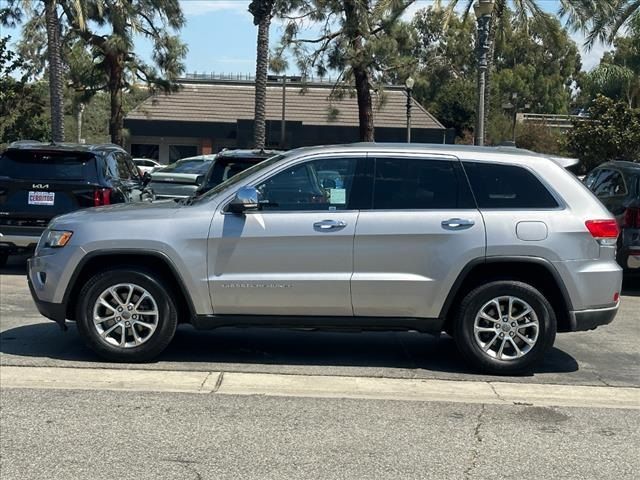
1,366,638,409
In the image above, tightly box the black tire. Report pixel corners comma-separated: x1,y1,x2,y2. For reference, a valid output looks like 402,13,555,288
453,281,556,375
76,268,178,362
0,253,8,267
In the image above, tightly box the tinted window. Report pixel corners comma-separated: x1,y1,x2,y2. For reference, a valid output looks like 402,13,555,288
115,153,133,181
160,160,211,174
463,162,559,209
256,157,358,211
205,158,260,190
0,150,96,181
591,169,626,197
372,158,475,210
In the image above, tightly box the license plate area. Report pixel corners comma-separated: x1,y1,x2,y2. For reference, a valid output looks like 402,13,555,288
28,191,55,206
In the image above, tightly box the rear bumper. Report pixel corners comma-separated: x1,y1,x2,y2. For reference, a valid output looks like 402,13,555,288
27,265,67,329
568,303,619,332
0,225,45,252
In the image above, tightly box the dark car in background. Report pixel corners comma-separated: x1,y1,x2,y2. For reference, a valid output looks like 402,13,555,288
195,149,283,196
584,161,640,271
149,155,215,200
0,142,153,266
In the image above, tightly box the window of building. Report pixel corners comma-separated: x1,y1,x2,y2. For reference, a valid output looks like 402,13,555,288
169,145,198,163
130,144,159,160
463,162,559,209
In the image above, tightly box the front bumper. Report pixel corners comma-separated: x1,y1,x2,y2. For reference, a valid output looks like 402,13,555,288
27,259,67,329
568,303,619,332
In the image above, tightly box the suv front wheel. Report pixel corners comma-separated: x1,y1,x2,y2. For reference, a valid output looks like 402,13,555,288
76,268,178,362
454,281,557,375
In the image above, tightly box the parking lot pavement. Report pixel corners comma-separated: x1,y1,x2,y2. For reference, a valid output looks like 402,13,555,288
1,255,639,387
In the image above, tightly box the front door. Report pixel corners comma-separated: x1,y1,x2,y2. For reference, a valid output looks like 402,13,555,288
208,155,365,316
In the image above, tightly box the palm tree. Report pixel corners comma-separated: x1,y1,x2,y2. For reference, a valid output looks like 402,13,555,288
43,0,65,142
249,0,276,150
62,0,186,146
560,0,639,47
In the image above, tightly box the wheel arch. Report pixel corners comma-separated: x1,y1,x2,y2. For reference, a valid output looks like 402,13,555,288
440,257,573,333
64,250,196,323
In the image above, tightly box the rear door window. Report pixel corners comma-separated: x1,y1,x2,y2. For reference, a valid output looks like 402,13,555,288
371,158,475,210
463,162,559,209
115,153,133,181
0,150,97,181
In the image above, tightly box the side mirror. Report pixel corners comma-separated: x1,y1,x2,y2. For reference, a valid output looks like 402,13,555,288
142,171,152,186
228,186,260,214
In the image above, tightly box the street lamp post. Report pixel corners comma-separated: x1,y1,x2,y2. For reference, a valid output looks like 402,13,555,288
405,76,414,143
474,0,494,146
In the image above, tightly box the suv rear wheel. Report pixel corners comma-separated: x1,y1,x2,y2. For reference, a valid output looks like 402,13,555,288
76,268,178,362
454,281,556,375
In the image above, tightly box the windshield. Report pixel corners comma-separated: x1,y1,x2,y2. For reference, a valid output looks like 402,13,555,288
192,154,287,203
158,159,211,174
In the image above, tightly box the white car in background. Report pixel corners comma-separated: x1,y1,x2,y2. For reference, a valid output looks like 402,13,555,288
133,158,161,175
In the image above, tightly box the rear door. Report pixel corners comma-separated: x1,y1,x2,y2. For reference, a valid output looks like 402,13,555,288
0,149,99,228
351,155,486,319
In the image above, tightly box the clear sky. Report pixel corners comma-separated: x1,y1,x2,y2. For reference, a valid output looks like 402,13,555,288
0,0,612,75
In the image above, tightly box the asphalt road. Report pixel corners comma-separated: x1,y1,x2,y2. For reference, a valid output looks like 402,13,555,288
1,256,639,387
2,389,639,480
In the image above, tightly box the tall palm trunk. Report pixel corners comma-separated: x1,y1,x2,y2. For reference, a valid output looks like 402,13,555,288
254,15,271,149
44,0,65,142
108,55,125,146
344,0,374,142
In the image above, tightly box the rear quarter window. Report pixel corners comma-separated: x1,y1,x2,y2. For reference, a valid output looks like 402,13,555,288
463,162,559,209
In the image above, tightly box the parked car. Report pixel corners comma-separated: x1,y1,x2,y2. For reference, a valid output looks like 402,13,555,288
0,141,153,267
584,161,640,271
133,158,161,175
27,144,621,374
149,155,214,200
194,149,283,196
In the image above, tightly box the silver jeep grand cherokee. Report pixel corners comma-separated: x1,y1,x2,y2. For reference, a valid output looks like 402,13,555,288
28,144,622,374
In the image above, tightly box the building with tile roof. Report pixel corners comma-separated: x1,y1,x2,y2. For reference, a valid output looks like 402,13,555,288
124,77,451,164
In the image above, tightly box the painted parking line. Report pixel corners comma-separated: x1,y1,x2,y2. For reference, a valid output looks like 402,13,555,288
1,366,638,409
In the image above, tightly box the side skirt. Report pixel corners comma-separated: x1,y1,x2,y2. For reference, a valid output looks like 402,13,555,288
192,315,445,334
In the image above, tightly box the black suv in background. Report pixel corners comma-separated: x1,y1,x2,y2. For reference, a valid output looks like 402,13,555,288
584,161,640,271
195,149,283,196
0,142,153,266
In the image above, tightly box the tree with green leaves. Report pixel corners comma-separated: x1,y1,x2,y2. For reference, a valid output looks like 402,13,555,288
582,19,640,108
275,0,416,142
566,95,640,171
443,0,550,144
61,0,186,146
0,36,50,145
560,0,639,47
1,0,74,142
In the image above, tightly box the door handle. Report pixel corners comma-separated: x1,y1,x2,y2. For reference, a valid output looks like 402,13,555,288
441,218,475,230
313,219,347,231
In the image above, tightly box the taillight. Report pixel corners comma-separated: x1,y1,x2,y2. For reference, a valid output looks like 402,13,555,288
93,188,112,206
585,219,619,246
623,207,640,228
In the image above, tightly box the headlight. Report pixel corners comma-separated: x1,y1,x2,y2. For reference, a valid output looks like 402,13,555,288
43,230,73,248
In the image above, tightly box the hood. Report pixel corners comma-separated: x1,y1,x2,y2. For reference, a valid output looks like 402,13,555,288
50,199,182,226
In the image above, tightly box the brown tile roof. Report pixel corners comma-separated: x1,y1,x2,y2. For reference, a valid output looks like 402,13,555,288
126,81,444,130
